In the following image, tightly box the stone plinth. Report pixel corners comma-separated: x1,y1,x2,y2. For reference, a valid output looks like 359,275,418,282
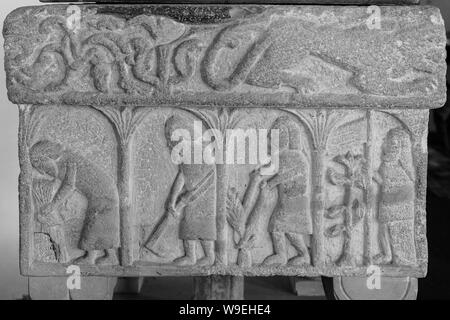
3,3,446,298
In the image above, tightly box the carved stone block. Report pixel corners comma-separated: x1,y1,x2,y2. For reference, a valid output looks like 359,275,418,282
39,1,420,5
3,4,446,281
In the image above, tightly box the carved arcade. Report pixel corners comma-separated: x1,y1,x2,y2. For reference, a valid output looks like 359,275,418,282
3,4,446,279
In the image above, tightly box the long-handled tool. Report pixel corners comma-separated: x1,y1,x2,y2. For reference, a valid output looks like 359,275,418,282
144,170,215,256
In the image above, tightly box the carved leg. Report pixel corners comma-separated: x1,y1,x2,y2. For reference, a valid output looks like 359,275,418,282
28,277,70,300
114,277,144,295
332,276,418,300
174,240,196,266
373,223,393,264
194,276,244,300
289,277,325,298
263,232,287,266
286,233,311,266
197,240,215,266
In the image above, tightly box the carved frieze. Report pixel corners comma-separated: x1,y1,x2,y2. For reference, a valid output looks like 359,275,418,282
4,5,446,278
3,5,446,108
15,105,431,277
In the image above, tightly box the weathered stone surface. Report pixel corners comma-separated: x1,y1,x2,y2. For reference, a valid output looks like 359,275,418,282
3,4,446,280
69,276,116,300
39,1,420,5
28,276,69,300
3,5,446,108
14,104,433,278
28,276,116,300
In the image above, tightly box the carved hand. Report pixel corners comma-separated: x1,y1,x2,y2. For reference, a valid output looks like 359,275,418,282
38,203,63,226
65,161,77,188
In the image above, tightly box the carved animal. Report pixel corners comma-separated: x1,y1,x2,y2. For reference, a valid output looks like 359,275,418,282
202,14,443,96
15,45,67,91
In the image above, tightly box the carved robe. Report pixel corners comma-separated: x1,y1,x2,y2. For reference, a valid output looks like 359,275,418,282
268,150,312,235
179,163,216,241
378,159,416,265
59,152,120,251
378,160,415,223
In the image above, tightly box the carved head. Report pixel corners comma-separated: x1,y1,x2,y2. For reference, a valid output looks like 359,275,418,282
30,140,64,178
165,116,209,165
383,127,410,162
270,116,301,152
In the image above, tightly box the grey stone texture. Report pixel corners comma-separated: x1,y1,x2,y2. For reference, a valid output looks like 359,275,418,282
4,5,445,108
39,1,420,5
2,4,446,280
28,276,116,300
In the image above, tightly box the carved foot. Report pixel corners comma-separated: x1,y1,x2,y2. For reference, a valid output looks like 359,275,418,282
74,250,101,265
58,247,85,264
173,255,196,266
67,248,85,262
197,255,215,267
262,254,287,266
96,249,119,266
288,255,311,266
332,276,418,300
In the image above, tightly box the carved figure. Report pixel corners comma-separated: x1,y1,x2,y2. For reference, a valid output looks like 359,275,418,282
262,117,312,266
32,158,85,263
202,17,440,96
160,117,216,266
373,128,416,266
30,140,120,265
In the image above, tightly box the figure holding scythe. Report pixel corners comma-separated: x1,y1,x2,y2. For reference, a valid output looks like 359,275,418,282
144,116,216,266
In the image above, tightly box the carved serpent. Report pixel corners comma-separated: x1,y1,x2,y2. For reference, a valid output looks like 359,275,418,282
201,18,444,96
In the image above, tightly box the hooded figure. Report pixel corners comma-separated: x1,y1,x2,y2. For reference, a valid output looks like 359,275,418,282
263,116,312,266
30,140,120,265
373,128,416,266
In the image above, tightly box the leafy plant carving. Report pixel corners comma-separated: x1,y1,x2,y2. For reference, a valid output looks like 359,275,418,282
326,151,367,266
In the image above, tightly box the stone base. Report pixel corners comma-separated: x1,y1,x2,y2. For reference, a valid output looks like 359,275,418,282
194,276,244,300
289,277,325,298
28,276,117,300
115,277,145,295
